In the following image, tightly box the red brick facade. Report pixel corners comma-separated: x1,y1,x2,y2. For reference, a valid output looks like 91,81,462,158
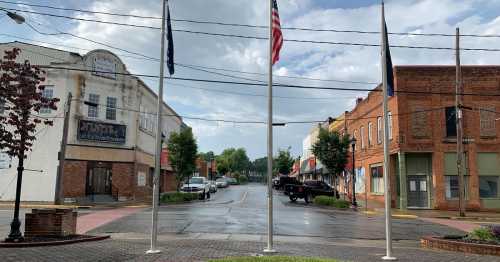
336,66,500,211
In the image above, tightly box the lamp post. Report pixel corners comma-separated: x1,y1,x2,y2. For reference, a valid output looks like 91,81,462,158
3,9,26,243
350,138,357,207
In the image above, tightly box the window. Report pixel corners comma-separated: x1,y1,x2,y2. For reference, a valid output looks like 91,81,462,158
370,165,384,194
388,111,393,140
106,97,117,120
88,94,99,118
377,117,382,144
479,176,499,198
0,98,5,115
445,107,457,137
39,87,54,114
139,105,157,134
480,106,496,137
368,122,373,146
360,126,365,149
445,175,469,199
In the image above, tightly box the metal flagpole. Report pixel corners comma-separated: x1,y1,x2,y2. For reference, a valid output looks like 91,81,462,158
264,0,276,253
147,0,167,254
381,1,396,260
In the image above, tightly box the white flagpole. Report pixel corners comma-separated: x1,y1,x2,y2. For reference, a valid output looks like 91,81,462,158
147,0,167,254
264,0,276,253
381,1,396,261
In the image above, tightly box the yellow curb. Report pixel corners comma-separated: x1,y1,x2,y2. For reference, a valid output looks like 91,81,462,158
392,214,418,219
362,211,378,215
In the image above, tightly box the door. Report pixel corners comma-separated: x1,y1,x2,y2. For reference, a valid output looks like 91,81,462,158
407,176,428,208
86,162,112,195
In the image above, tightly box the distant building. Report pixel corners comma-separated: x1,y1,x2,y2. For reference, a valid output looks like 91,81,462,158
0,42,185,203
333,65,500,211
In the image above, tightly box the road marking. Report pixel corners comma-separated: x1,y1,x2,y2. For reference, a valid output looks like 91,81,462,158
240,191,248,203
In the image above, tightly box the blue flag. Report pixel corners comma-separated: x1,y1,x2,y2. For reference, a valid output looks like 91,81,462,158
384,23,394,96
166,2,174,75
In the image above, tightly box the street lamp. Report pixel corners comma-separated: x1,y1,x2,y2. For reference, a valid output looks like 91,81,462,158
4,10,26,243
350,138,357,207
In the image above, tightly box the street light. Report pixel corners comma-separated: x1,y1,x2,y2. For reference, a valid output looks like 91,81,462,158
350,138,357,207
3,10,26,243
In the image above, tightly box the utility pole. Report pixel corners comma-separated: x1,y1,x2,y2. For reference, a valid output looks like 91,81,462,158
456,27,466,217
147,0,167,254
54,92,72,205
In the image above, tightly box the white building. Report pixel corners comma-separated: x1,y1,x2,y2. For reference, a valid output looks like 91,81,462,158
0,42,184,203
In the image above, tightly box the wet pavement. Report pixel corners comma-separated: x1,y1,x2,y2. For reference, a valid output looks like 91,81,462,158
91,183,464,240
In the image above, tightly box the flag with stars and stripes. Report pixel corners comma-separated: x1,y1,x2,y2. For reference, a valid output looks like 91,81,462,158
272,0,283,65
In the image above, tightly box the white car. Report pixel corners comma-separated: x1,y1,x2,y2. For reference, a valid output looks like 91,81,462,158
181,177,211,199
215,177,228,188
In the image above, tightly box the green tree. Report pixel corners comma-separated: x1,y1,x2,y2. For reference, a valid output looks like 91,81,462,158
216,148,250,175
167,127,198,191
274,148,295,175
253,157,267,176
312,127,350,187
199,151,215,162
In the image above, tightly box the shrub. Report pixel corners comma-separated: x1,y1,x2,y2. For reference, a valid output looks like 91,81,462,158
468,227,496,242
313,196,350,209
161,192,199,204
238,175,248,184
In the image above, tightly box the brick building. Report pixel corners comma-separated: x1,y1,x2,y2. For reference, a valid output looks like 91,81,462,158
332,65,500,211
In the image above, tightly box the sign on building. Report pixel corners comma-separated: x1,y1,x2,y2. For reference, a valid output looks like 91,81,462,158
78,120,126,144
137,172,146,186
92,57,117,79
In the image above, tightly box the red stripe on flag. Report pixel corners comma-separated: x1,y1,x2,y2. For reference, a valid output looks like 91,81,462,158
271,1,283,65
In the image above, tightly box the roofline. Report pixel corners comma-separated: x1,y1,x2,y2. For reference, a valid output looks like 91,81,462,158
1,41,82,57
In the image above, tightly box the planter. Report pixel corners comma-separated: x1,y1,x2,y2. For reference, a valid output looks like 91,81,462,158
421,236,500,256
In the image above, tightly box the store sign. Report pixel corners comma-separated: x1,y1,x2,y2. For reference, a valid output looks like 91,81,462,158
78,120,126,144
137,172,146,186
0,152,11,169
92,57,117,79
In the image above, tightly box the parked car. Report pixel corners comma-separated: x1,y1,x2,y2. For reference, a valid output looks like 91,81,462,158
181,177,211,200
284,180,336,203
227,177,238,185
208,180,218,193
215,177,229,188
273,175,299,190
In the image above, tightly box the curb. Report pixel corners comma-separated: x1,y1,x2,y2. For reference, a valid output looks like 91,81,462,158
0,235,110,248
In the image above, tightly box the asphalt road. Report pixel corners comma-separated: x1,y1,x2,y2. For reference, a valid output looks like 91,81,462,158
91,183,464,240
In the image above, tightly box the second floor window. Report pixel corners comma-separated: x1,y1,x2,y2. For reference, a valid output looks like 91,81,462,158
360,126,365,149
377,117,382,144
480,106,496,137
106,97,117,120
40,87,54,114
88,94,99,118
368,122,373,146
445,107,457,137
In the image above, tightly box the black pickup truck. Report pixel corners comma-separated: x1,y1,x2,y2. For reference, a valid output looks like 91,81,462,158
284,180,336,203
272,175,300,190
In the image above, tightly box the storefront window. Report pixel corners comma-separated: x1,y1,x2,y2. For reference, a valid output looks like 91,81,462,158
370,165,384,194
445,175,469,199
479,176,499,198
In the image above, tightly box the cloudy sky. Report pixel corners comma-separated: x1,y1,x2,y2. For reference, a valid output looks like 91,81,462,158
1,0,500,159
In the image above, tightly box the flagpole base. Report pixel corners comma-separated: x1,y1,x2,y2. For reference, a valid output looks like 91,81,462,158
382,256,397,260
146,249,161,254
263,248,277,253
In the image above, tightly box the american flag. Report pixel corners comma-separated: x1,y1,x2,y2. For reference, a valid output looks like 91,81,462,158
271,0,283,65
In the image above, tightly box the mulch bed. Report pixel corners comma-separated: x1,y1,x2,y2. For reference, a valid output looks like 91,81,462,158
0,234,110,248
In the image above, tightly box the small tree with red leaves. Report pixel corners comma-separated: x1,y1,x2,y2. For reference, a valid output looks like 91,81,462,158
0,48,59,242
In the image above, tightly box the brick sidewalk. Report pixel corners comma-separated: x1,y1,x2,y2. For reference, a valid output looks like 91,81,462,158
77,207,144,234
1,238,498,262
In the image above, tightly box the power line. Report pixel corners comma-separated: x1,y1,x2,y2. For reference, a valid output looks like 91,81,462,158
36,65,500,97
2,0,500,38
3,6,500,52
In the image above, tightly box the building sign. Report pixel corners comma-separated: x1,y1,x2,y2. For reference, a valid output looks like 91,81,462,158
78,120,126,144
92,57,117,79
0,152,11,169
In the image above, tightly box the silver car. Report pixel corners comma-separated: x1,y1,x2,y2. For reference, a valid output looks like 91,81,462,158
215,177,228,188
208,180,218,193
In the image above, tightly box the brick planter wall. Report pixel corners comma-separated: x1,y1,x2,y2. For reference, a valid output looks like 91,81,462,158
25,209,77,238
421,236,500,256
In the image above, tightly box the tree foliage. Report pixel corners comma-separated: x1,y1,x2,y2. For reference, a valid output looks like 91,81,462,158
167,127,198,190
252,157,267,175
0,48,59,159
215,148,250,175
274,148,294,175
311,128,350,176
198,151,215,162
